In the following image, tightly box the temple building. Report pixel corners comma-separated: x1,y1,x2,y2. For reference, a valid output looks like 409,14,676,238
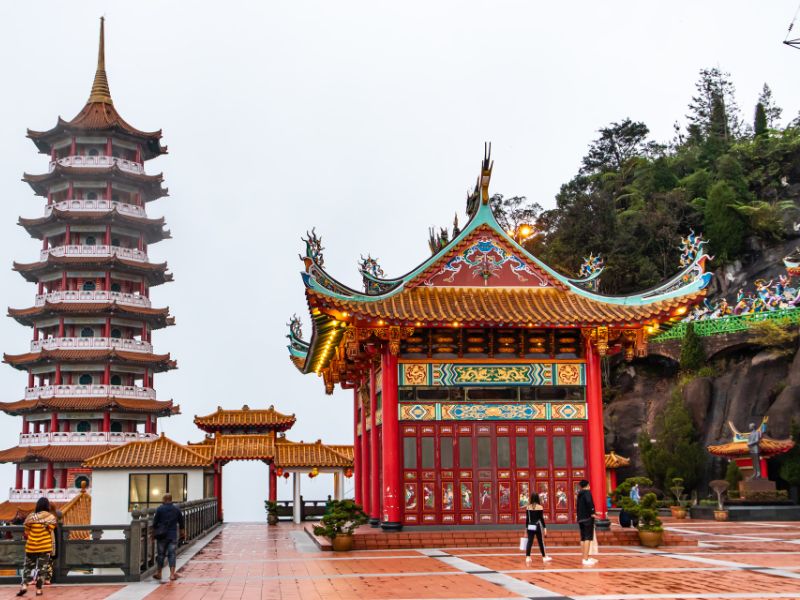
288,148,711,529
0,18,176,516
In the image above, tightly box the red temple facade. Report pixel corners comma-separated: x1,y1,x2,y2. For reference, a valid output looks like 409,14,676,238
289,148,711,529
0,18,177,509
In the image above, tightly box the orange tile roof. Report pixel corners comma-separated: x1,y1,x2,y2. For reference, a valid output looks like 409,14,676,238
8,302,173,329
194,405,296,432
212,434,276,461
308,286,705,328
0,397,177,415
707,437,795,458
0,445,114,464
605,451,631,469
13,255,171,284
3,349,176,371
83,435,212,468
274,440,354,468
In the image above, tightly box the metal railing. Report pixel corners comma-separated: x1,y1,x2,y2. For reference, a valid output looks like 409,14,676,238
0,498,219,583
650,307,800,342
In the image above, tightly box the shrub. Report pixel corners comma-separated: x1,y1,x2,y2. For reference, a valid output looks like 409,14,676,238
679,323,705,372
313,499,368,539
725,461,743,492
748,319,799,357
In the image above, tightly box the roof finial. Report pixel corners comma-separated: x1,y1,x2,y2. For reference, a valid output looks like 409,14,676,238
480,142,493,205
88,16,113,105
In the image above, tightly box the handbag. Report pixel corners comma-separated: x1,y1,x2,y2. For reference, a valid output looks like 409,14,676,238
527,523,538,531
588,526,599,555
519,536,527,552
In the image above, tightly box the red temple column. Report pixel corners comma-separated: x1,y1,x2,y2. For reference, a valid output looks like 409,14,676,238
269,464,277,503
369,362,380,525
585,338,608,520
27,470,35,490
102,411,111,433
359,382,370,516
50,412,58,433
15,466,22,489
22,418,29,435
380,346,401,530
45,463,54,489
353,389,361,505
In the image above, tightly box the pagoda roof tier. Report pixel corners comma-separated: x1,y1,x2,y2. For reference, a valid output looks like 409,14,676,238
26,18,166,160
0,396,177,417
13,255,172,285
3,348,176,372
707,437,795,458
8,301,174,329
194,405,296,433
0,444,113,464
605,451,631,469
19,209,170,243
84,435,210,469
23,164,167,200
274,439,353,469
289,148,712,387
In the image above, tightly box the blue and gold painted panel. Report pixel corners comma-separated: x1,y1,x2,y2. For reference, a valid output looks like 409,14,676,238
399,402,587,421
399,362,585,387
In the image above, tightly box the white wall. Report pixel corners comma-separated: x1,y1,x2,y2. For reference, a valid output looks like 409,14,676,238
90,467,205,527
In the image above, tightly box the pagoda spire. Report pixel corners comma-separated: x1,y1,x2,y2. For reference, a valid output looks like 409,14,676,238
88,16,113,105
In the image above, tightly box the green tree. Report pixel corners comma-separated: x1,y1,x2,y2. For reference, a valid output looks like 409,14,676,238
679,323,705,372
581,118,657,175
725,461,743,492
687,67,741,140
640,389,705,491
754,102,768,137
757,83,782,127
704,181,746,261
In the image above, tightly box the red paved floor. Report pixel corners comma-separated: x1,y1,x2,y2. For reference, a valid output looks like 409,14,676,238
2,520,800,599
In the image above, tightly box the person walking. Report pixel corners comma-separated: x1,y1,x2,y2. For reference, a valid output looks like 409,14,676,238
576,480,597,566
17,497,57,596
630,484,640,504
524,493,551,565
152,494,185,582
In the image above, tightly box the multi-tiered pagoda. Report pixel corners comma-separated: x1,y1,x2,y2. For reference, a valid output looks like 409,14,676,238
289,147,711,530
0,18,177,511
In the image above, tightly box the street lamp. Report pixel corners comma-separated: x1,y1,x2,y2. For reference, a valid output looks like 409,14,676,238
508,224,535,244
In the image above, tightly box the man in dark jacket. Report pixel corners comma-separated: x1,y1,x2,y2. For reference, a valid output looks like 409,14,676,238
152,494,185,581
575,479,597,565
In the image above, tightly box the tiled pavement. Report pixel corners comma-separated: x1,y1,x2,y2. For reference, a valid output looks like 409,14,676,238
3,520,800,599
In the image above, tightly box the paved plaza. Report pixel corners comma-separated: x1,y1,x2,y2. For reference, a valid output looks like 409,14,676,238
3,520,800,600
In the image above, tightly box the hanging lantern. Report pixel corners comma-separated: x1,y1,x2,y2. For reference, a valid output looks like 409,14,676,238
309,467,319,479
344,468,353,478
283,471,290,479
275,467,283,477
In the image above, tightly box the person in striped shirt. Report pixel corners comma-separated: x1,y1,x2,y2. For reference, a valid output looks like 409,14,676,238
16,497,57,596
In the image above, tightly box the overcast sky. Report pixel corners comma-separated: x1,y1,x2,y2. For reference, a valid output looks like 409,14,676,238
0,1,798,521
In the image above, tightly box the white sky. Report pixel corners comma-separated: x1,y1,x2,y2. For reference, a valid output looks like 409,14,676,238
0,1,798,521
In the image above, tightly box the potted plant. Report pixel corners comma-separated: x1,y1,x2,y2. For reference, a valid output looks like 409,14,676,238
709,480,729,521
611,476,651,529
669,478,688,519
264,500,280,526
633,492,664,547
313,499,368,552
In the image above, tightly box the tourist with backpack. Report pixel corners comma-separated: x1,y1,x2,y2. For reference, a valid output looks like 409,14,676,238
16,497,57,596
152,494,185,582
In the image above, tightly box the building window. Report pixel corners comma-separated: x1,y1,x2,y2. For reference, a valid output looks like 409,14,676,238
110,283,121,292
440,437,453,470
458,437,472,468
87,192,98,200
403,437,417,470
129,473,187,510
534,437,549,468
110,421,123,433
85,236,96,246
74,475,90,489
496,437,510,468
571,436,585,468
110,375,122,386
88,148,99,157
76,420,91,432
82,280,96,291
515,437,529,468
110,328,122,339
477,437,491,469
78,374,93,385
420,437,434,469
552,436,567,468
80,327,94,338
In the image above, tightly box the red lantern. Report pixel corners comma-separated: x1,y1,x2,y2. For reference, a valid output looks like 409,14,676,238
344,468,353,478
275,467,283,477
309,467,319,479
283,472,290,479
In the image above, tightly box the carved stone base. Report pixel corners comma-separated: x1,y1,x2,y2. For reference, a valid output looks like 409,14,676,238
738,479,776,498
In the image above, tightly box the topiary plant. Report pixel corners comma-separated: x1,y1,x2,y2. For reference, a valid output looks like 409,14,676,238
313,499,368,539
709,480,729,511
635,492,664,532
670,477,686,507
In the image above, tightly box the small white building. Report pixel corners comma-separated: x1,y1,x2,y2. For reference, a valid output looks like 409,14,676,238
84,434,214,526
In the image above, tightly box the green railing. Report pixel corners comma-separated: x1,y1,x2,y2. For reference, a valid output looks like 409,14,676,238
651,307,800,342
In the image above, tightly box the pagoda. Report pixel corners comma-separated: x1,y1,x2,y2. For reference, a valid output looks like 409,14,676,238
0,18,177,508
288,146,711,529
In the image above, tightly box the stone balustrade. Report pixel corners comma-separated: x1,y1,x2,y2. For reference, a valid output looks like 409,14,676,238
45,198,146,218
31,336,153,353
8,487,89,502
49,155,144,174
18,431,159,446
24,384,156,400
35,290,152,308
40,244,148,263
